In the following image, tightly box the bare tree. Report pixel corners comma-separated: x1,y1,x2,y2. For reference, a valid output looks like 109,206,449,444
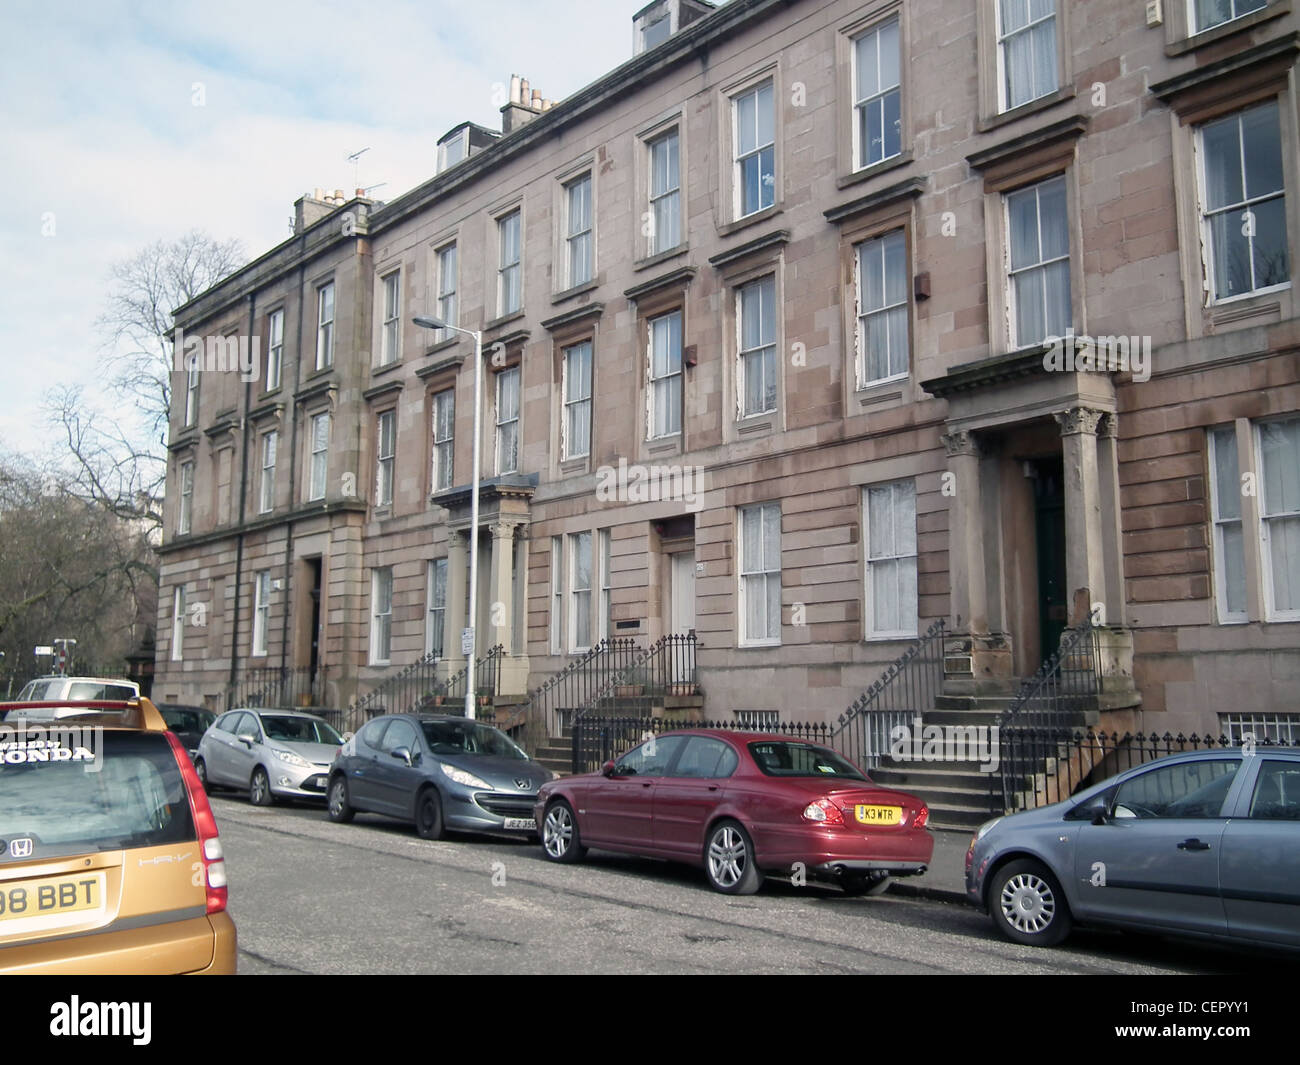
48,230,245,532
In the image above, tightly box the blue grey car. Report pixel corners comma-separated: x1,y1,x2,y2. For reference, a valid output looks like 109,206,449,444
966,748,1300,950
326,714,552,839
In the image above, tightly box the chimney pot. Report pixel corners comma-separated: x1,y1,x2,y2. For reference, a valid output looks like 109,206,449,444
510,74,522,105
520,77,530,100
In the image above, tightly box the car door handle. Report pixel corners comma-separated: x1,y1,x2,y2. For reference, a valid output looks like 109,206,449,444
1177,838,1211,851
641,782,653,788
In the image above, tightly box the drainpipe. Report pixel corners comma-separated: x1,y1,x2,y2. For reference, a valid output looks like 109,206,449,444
226,291,256,703
278,256,306,679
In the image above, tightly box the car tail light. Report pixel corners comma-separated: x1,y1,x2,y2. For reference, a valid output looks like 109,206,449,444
915,804,929,829
166,730,229,914
802,798,845,826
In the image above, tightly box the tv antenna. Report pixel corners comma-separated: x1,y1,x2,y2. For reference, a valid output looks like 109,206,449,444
347,147,371,189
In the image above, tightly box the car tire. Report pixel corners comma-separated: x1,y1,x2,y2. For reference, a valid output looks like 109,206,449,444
841,872,892,897
249,767,274,807
541,800,587,863
989,858,1074,947
704,820,763,895
194,757,210,793
415,787,445,840
327,774,355,823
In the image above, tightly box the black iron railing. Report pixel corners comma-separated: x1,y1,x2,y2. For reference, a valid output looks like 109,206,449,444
341,646,503,735
830,619,946,769
570,715,833,776
224,666,331,711
567,633,701,772
994,730,1294,814
996,619,1101,811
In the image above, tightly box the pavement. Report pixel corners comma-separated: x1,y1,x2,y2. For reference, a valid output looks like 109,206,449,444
887,828,971,904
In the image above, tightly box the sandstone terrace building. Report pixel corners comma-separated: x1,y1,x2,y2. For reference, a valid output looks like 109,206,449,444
155,0,1300,778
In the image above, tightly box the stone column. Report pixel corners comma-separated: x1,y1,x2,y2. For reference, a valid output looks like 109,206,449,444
1096,413,1126,627
1056,407,1107,627
941,430,1010,687
942,430,988,635
487,521,517,655
444,530,468,670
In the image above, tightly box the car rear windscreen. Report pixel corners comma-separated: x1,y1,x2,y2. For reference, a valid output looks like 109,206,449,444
748,741,868,780
0,731,196,864
65,682,137,701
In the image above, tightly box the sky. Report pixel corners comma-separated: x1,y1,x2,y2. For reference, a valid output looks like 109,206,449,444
0,0,720,463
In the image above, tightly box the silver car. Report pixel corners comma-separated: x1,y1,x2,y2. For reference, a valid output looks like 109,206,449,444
196,709,343,805
967,748,1300,951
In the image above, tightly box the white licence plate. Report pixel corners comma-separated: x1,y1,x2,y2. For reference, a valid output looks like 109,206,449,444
502,817,535,831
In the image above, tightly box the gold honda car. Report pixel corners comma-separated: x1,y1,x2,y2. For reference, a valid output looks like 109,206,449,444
0,697,236,974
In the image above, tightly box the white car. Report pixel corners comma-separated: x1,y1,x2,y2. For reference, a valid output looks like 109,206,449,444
13,675,140,702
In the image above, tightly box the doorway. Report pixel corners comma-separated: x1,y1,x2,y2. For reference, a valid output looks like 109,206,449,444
670,552,696,635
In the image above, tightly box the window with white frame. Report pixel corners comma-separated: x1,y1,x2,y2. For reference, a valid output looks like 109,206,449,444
178,461,194,535
1006,174,1070,348
739,503,781,644
1198,100,1288,303
1258,417,1300,619
252,571,271,657
427,558,447,657
316,282,335,370
737,275,777,418
432,389,455,491
997,0,1058,112
599,528,612,640
649,130,681,255
1208,426,1248,622
570,531,593,651
856,229,909,385
648,310,683,439
375,410,396,506
495,366,520,475
551,536,564,654
1219,711,1300,745
259,430,277,515
380,271,401,365
1191,0,1266,34
184,366,199,427
565,175,593,288
853,17,901,170
734,80,775,218
171,586,185,661
563,340,593,460
864,480,917,638
436,243,457,340
498,211,522,316
371,567,393,664
309,412,329,501
266,309,283,391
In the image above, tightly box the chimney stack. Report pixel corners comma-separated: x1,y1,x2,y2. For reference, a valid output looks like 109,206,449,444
501,73,552,134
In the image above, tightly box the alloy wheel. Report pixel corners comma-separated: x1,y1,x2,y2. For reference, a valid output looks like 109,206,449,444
543,804,573,858
999,872,1057,935
708,825,748,889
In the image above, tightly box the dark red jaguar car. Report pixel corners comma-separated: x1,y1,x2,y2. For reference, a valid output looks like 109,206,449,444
534,729,933,895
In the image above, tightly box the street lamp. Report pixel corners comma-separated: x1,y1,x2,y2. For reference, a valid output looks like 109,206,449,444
413,315,482,721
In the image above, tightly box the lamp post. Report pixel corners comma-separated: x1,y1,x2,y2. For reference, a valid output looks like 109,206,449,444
413,315,482,721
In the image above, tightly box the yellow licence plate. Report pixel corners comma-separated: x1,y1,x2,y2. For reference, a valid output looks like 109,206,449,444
0,872,103,923
855,805,901,825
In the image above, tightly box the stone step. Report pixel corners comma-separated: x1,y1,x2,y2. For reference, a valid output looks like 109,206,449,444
871,765,998,791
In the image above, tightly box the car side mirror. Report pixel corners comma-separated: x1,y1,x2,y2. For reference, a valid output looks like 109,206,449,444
238,734,256,748
602,760,616,778
392,746,413,767
1084,796,1110,825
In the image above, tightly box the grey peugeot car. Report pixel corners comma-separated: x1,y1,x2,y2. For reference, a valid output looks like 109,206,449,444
326,714,552,839
196,708,343,804
967,747,1300,951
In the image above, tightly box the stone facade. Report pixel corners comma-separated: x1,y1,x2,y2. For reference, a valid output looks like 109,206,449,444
155,0,1300,744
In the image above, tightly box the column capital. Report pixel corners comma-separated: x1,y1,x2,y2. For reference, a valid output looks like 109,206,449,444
941,429,981,458
1054,406,1105,437
1097,412,1118,439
